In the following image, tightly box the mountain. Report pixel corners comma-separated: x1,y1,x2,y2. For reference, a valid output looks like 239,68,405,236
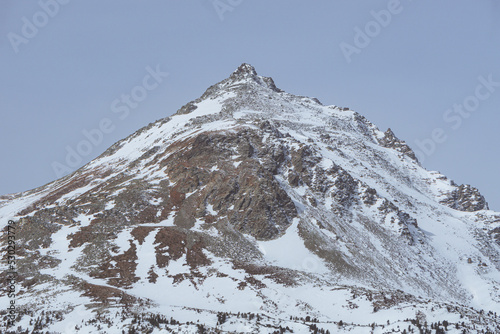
1,64,500,333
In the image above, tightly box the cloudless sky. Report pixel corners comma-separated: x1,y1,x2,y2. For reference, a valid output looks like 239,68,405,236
1,0,499,210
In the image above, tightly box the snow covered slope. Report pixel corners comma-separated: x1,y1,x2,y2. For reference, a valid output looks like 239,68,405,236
1,64,500,333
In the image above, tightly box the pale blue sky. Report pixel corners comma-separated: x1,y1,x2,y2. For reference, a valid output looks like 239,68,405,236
1,0,499,209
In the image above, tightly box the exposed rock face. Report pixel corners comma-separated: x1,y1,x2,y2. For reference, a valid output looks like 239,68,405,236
156,130,297,240
441,184,488,212
1,64,499,333
379,128,418,161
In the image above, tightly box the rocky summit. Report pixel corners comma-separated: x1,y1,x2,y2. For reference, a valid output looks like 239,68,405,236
1,64,500,333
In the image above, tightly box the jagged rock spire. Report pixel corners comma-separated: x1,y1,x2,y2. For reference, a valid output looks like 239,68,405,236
230,63,258,80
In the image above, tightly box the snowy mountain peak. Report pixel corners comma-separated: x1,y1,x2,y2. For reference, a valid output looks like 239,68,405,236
1,65,500,333
230,62,258,79
216,63,282,94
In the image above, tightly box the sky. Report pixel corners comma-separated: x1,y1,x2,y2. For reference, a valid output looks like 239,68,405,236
1,0,499,210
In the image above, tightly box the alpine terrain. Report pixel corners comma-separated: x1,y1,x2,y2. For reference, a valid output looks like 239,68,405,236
1,64,500,333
